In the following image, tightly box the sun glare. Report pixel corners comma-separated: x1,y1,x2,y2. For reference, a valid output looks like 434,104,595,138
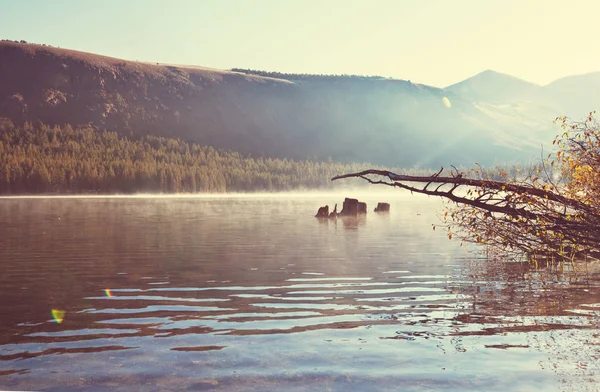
442,96,451,109
51,308,66,324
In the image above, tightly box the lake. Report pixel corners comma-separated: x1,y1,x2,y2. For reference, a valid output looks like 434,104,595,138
0,192,599,391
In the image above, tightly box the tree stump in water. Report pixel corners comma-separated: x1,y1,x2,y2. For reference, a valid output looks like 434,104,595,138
340,198,367,216
358,202,367,214
374,202,390,212
329,203,338,218
340,198,358,216
315,205,329,218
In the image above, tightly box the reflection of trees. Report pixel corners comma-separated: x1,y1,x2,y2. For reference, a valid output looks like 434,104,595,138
451,257,600,318
445,257,600,388
2,196,599,389
0,197,375,344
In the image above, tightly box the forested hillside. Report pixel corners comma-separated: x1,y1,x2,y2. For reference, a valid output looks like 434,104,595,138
0,121,387,194
0,41,557,168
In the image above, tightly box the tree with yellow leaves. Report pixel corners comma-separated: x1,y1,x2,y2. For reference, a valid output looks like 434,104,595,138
333,113,600,261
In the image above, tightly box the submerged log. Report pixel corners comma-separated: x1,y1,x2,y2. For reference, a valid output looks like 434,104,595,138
315,205,329,218
374,202,390,212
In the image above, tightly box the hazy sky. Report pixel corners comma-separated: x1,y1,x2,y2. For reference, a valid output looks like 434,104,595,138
1,0,599,87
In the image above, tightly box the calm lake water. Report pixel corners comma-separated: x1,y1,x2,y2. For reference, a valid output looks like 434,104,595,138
0,192,599,391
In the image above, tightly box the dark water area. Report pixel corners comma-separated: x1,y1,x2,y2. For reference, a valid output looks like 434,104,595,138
0,193,599,391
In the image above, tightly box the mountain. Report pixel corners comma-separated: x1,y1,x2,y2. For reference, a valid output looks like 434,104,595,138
446,70,543,103
445,70,566,153
445,70,600,153
545,72,600,117
1,41,596,168
446,69,600,121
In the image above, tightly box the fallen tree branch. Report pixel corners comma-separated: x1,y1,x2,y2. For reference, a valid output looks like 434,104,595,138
332,167,600,257
332,169,590,213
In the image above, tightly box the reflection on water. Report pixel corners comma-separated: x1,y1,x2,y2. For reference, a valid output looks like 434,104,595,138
0,193,598,391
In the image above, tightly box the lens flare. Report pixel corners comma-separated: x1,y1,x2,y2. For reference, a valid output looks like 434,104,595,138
51,309,66,324
105,289,113,297
442,96,451,108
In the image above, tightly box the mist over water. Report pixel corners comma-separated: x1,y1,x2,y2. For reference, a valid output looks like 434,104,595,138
0,192,598,391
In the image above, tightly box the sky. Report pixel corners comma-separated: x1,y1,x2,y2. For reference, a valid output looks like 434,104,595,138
1,0,600,87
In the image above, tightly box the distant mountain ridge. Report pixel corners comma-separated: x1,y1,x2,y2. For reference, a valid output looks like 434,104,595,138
545,72,600,117
446,69,600,118
446,70,543,102
1,40,598,167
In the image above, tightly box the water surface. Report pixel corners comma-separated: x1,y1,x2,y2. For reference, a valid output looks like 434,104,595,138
0,193,599,391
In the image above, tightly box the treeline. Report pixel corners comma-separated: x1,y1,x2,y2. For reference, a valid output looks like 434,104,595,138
230,68,386,82
1,39,53,47
0,121,398,194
